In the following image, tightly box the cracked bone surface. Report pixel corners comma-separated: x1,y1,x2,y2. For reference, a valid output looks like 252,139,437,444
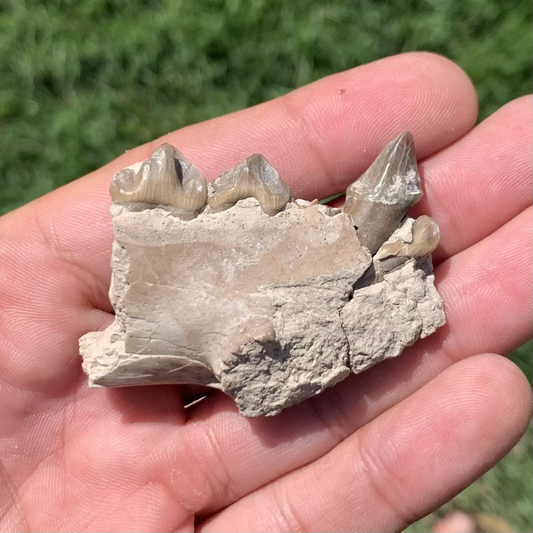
343,131,423,254
80,136,445,417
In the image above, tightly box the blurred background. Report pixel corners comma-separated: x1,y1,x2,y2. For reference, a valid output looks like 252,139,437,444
0,0,531,530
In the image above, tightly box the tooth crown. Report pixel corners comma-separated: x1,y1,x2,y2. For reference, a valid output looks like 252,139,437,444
343,131,423,254
376,215,440,260
110,143,207,216
86,136,444,417
209,154,291,216
409,215,440,256
346,132,422,206
109,133,427,253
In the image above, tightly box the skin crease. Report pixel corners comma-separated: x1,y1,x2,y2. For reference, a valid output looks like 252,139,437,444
0,52,531,532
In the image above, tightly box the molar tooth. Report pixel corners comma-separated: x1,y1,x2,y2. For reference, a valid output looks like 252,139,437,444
110,143,207,218
209,154,291,216
344,132,423,254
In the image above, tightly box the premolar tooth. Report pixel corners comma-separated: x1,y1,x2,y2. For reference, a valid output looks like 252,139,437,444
344,132,423,254
375,215,440,260
209,154,291,216
110,143,207,218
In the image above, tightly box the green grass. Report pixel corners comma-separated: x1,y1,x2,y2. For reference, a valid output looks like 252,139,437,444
511,340,533,386
0,0,531,530
0,0,531,213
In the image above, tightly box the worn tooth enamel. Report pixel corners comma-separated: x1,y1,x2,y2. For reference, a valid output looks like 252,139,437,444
209,154,291,215
371,215,440,282
343,131,423,254
375,215,440,260
109,143,207,217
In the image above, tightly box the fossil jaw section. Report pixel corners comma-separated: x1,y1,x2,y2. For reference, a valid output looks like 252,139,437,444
109,133,431,251
343,131,423,254
80,134,445,417
110,143,208,219
209,154,292,216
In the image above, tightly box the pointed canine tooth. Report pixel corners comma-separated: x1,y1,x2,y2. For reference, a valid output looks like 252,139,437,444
344,132,423,254
209,154,291,216
375,215,440,260
109,143,207,217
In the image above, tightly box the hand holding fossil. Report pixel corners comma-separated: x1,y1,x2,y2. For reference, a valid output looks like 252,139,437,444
0,53,530,532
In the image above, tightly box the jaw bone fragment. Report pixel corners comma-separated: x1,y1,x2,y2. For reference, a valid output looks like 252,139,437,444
110,143,207,219
79,136,445,417
209,154,292,215
343,131,423,254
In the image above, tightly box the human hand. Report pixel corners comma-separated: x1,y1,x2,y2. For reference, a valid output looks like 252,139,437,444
0,52,531,532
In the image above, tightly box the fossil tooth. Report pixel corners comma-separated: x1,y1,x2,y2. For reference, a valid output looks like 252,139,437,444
371,215,440,282
344,131,423,254
375,215,440,260
209,154,291,215
110,143,207,218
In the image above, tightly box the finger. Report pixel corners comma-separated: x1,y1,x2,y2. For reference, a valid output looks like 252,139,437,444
171,207,531,517
0,52,477,317
432,513,477,533
0,53,478,397
434,206,532,359
413,95,532,263
199,354,532,532
97,51,478,197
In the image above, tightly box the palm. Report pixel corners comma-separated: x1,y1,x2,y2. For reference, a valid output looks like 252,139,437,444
0,53,531,532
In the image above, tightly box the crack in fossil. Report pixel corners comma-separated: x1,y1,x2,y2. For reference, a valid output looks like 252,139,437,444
80,133,446,417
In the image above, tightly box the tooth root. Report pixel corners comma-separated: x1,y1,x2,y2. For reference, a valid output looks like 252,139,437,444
209,154,291,216
109,143,207,217
343,131,423,254
376,215,440,260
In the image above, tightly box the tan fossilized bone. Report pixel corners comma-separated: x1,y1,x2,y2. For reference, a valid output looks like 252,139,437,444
80,133,445,417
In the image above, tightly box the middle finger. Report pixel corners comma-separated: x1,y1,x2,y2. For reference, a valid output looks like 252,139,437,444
168,204,531,518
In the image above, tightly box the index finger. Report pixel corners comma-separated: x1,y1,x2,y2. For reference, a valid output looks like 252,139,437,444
1,52,477,314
